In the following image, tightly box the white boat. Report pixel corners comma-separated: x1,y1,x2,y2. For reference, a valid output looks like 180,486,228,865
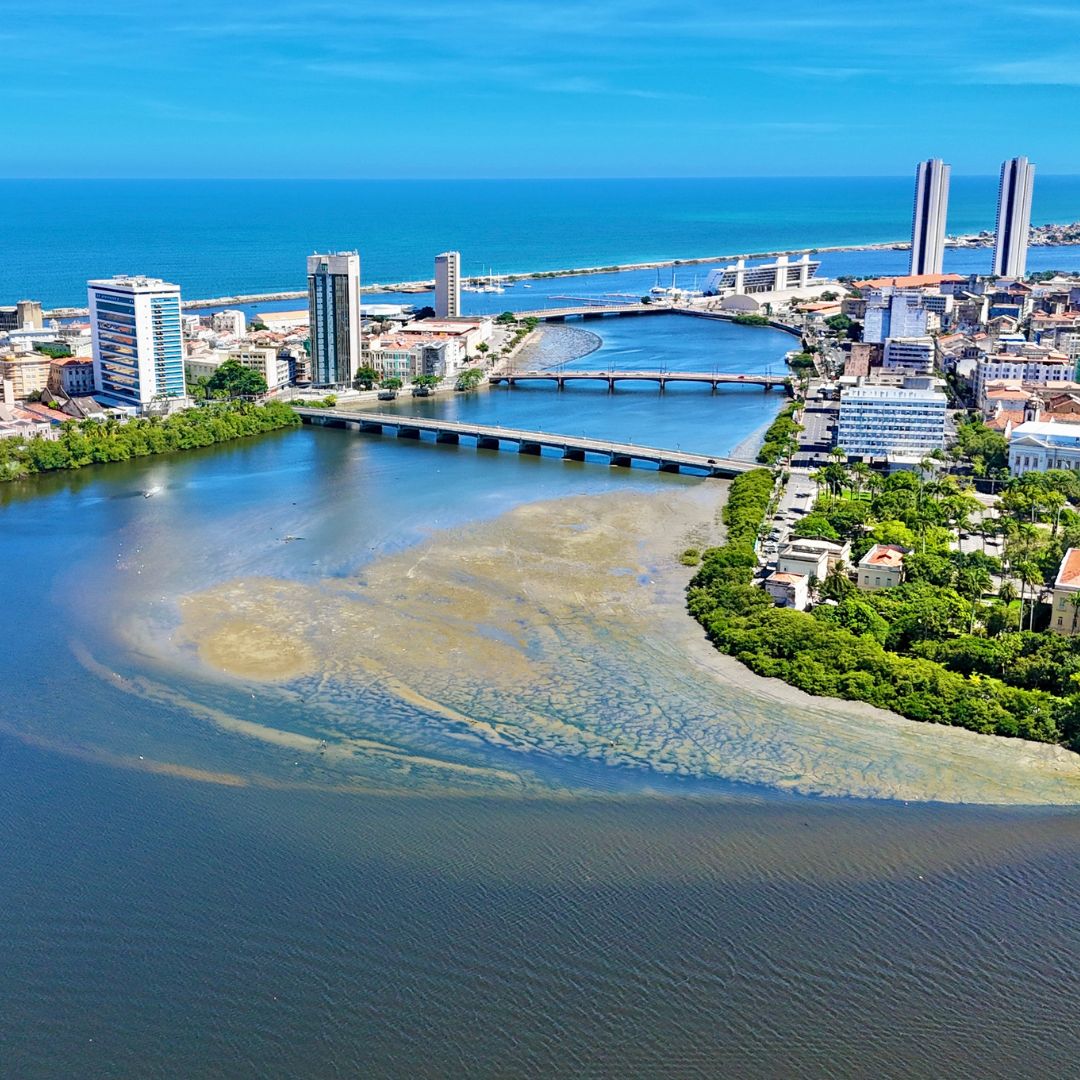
143,485,162,498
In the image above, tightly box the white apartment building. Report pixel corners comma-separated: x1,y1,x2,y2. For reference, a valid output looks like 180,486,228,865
88,276,186,408
211,309,247,338
223,346,290,392
1008,420,1080,475
883,337,935,374
434,251,461,319
837,380,947,458
909,158,950,276
972,353,1075,400
188,346,291,392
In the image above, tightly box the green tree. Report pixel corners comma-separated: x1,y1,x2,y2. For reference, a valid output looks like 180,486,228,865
353,365,379,390
206,359,268,399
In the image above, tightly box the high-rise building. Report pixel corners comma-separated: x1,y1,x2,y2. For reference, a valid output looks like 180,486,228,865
862,288,929,344
307,252,361,386
909,158,950,276
87,276,186,408
434,251,461,318
993,156,1036,279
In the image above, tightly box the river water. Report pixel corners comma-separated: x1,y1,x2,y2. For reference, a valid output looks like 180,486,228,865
2,316,1079,1077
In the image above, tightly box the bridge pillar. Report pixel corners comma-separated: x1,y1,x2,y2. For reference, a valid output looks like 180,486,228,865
360,420,383,433
659,461,681,473
477,436,500,450
562,447,586,462
607,378,614,393
610,453,633,469
397,426,421,440
436,431,459,444
519,441,542,456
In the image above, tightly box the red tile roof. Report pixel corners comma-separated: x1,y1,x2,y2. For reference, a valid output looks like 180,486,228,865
1056,547,1080,589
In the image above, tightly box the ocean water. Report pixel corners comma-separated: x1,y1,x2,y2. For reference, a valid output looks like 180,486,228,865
5,175,1080,308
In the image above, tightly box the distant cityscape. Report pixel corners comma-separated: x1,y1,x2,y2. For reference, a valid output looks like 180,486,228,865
2,154,1080,547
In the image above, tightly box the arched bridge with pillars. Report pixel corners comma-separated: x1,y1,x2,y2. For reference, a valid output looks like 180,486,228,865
489,370,789,392
294,408,752,479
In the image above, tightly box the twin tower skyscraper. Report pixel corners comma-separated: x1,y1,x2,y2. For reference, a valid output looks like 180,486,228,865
909,157,1036,279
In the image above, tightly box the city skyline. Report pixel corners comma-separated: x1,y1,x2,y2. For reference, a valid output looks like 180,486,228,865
4,0,1080,179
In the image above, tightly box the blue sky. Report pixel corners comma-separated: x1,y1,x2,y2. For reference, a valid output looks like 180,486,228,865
4,0,1080,178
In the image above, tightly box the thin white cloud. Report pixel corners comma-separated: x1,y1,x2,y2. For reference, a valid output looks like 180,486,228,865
970,56,1080,86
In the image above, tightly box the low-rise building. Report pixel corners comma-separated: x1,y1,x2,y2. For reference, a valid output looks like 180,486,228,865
973,351,1075,401
763,571,809,610
1050,548,1080,635
777,538,851,581
883,336,934,374
398,317,492,354
48,357,96,397
0,300,44,332
254,309,310,331
1008,420,1080,475
836,379,947,459
856,544,908,589
223,346,291,392
211,309,247,338
0,351,53,399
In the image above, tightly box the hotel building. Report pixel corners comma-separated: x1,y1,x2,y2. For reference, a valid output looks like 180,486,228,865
87,276,186,408
434,251,461,319
307,251,361,386
993,157,1036,279
909,158,950,276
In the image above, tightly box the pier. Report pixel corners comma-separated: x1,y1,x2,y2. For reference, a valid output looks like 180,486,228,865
489,369,788,392
294,408,751,478
515,303,666,321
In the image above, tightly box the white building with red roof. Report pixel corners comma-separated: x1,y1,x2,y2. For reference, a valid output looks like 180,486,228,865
1050,548,1080,635
856,545,909,590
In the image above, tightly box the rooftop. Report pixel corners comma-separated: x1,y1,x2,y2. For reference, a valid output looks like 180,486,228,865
88,275,181,292
1010,419,1080,440
767,571,807,585
855,274,965,290
1055,548,1080,590
859,544,907,568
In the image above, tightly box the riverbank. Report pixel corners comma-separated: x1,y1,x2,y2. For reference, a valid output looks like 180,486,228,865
687,469,1080,758
0,399,299,483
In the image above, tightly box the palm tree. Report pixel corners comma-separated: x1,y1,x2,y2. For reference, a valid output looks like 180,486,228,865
1021,562,1044,632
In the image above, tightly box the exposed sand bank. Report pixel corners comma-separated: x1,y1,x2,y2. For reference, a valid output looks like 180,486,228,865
160,484,1080,805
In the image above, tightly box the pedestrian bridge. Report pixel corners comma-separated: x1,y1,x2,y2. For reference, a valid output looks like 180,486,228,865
489,370,788,391
294,408,752,478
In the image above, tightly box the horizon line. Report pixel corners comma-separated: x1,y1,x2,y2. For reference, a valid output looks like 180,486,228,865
3,173,1080,182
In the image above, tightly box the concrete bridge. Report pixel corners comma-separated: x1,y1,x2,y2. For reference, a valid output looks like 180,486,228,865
294,408,752,478
489,369,788,392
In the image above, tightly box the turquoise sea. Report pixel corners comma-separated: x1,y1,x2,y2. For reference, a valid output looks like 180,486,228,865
5,176,1080,307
